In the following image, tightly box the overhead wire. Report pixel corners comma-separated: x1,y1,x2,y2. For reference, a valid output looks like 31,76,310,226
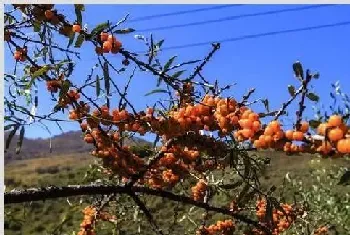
138,20,350,52
127,4,245,23
136,4,337,32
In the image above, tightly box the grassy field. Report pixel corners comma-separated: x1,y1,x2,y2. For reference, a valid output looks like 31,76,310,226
4,151,350,235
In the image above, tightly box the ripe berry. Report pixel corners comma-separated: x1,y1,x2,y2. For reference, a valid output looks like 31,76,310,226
44,10,54,19
103,41,112,53
328,127,344,142
100,32,108,42
328,115,342,127
72,24,81,33
13,51,21,61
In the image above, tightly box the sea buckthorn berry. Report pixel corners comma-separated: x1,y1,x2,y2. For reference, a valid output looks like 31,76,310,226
111,40,122,54
328,127,344,142
269,120,281,132
292,131,304,141
72,24,81,33
285,130,294,140
336,139,348,154
317,123,329,136
14,50,22,61
328,115,342,127
44,10,54,19
95,46,103,55
100,32,108,41
103,41,112,53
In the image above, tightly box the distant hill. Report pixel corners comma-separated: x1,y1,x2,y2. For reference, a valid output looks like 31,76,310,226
4,130,151,164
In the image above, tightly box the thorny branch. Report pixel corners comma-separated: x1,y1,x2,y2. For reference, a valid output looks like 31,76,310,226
4,184,270,234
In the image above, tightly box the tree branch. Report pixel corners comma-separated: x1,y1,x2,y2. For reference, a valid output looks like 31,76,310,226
4,184,270,233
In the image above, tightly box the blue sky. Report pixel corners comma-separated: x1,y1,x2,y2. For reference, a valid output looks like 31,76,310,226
4,4,350,140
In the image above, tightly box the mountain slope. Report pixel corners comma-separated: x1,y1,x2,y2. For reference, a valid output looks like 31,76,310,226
4,130,151,164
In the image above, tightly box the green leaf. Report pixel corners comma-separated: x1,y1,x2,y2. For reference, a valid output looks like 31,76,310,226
59,80,71,100
163,56,177,72
74,4,84,26
145,89,167,96
306,92,319,102
262,99,270,113
16,126,25,154
312,72,320,79
67,31,76,48
172,70,185,79
287,85,296,96
4,124,16,131
74,34,85,48
90,22,109,36
156,76,162,87
31,66,49,79
33,20,41,32
96,75,100,97
155,39,165,49
5,124,20,150
103,62,110,95
27,66,50,89
113,28,135,34
293,61,304,79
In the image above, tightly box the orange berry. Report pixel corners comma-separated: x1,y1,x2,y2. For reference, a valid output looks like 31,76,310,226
107,34,116,43
241,110,252,119
336,139,348,154
103,41,112,53
111,40,122,54
207,97,215,106
285,130,294,140
328,115,342,127
14,51,21,61
274,130,284,141
248,113,259,122
269,121,281,132
253,140,261,148
264,135,273,144
84,135,94,144
264,126,274,136
100,32,108,41
95,46,103,55
230,115,239,125
239,119,253,129
299,121,309,133
328,127,344,142
252,121,261,132
318,141,332,154
44,10,54,19
72,24,81,33
241,128,254,138
292,131,304,141
318,123,329,136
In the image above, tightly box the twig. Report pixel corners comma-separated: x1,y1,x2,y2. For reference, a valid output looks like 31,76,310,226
129,192,164,235
184,43,220,82
295,70,312,130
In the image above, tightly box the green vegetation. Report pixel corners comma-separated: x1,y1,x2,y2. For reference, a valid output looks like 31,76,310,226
5,151,350,235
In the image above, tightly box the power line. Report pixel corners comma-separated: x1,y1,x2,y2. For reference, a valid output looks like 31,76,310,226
150,20,350,52
127,5,245,23
136,4,336,32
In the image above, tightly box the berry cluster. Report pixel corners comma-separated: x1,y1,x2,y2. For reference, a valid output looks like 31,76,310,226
253,199,298,235
197,220,235,235
78,206,97,235
191,179,208,202
95,32,122,54
313,226,329,235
